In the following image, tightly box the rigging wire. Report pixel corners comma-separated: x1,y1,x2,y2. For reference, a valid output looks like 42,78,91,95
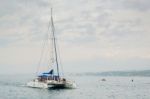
56,39,65,77
35,35,47,76
35,14,51,76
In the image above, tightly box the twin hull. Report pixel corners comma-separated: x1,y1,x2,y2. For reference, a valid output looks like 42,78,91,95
27,79,76,89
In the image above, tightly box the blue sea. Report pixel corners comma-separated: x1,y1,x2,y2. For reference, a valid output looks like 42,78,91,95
0,74,150,99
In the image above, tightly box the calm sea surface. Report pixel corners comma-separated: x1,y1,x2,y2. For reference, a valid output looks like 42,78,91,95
0,74,150,99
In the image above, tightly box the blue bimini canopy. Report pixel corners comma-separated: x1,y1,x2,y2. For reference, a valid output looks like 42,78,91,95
38,74,50,77
42,69,54,74
38,69,54,77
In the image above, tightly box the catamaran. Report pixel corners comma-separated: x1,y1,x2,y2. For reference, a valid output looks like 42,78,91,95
27,8,76,89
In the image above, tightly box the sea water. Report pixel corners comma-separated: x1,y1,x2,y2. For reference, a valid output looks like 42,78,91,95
0,74,150,99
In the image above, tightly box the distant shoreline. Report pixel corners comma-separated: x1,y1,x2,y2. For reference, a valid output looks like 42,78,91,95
68,70,150,77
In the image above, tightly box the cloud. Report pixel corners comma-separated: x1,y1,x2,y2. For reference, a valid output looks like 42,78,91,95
0,0,150,74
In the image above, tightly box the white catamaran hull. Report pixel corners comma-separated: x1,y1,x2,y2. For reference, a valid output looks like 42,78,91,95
27,80,76,89
47,80,77,89
64,81,77,89
27,80,49,89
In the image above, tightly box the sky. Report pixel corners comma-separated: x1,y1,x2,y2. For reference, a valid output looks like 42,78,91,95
0,0,150,74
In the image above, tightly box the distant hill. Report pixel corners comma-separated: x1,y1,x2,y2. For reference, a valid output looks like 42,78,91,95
75,70,150,77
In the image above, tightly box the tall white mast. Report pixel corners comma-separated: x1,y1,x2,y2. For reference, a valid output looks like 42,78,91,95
50,8,60,77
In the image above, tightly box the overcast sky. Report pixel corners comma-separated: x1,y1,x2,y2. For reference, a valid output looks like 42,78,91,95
0,0,150,74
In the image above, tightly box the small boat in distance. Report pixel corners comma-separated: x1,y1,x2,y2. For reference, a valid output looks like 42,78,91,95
27,8,76,89
101,78,106,81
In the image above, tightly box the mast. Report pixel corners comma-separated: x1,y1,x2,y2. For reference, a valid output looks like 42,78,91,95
50,8,60,77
